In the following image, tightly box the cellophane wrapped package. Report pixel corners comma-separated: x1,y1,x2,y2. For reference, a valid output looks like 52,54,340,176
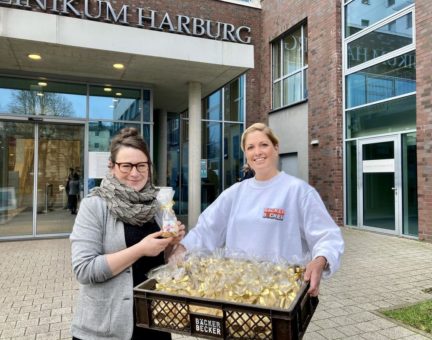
156,187,178,238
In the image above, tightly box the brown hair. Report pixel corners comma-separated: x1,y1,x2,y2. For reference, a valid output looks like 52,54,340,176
109,127,153,183
240,123,280,152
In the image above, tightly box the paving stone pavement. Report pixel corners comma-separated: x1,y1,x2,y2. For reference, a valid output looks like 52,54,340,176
0,228,431,340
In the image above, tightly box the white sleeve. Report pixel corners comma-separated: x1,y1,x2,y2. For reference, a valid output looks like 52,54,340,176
301,189,344,278
181,189,232,252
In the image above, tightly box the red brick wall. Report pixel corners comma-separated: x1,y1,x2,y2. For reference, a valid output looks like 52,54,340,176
259,0,344,225
416,0,432,241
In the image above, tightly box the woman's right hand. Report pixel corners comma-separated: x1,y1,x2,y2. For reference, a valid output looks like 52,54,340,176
139,231,172,257
167,243,187,264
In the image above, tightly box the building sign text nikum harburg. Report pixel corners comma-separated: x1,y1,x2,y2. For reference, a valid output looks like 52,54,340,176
0,0,252,44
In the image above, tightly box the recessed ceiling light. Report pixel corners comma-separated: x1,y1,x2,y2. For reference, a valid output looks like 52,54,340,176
28,54,42,60
115,92,122,96
38,82,47,87
113,63,124,69
104,87,112,92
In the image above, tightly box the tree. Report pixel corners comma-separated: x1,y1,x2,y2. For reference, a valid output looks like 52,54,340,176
8,90,74,117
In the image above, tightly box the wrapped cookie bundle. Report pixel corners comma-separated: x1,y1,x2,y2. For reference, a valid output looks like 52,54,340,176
148,249,305,310
155,187,178,238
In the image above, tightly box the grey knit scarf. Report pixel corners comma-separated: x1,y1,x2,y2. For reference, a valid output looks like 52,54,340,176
89,173,159,226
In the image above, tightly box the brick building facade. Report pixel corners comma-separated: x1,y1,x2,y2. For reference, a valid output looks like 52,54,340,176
415,0,432,241
0,0,430,241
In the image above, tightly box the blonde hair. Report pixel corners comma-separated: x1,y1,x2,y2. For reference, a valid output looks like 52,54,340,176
241,123,280,152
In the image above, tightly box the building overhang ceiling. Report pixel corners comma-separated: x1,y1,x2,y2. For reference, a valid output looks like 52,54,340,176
0,7,254,113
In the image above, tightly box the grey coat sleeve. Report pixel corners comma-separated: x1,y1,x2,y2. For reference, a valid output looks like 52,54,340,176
70,196,114,284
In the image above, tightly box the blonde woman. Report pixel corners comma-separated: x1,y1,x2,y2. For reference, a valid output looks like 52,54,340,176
172,123,344,297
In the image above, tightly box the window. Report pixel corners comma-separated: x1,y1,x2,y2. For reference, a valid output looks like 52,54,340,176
346,51,416,108
347,13,413,68
345,0,414,37
406,14,412,28
272,23,308,109
361,19,370,27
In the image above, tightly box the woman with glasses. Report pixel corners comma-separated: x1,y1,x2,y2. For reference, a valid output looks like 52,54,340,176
70,127,185,340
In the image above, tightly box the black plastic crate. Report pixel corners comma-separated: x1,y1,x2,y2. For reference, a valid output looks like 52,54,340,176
134,278,318,340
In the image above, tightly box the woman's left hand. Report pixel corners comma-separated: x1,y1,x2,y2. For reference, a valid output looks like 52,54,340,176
170,221,186,245
304,256,327,297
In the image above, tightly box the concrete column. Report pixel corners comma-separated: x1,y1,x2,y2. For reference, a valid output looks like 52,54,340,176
188,82,202,228
157,109,168,187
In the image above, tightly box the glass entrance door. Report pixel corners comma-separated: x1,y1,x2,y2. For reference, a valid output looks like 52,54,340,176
0,120,84,238
358,136,401,234
36,123,84,235
0,121,34,236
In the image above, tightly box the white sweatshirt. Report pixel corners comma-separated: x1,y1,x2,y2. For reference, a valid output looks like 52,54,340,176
182,172,344,278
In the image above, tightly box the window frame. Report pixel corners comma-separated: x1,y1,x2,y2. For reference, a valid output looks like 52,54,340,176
271,23,308,110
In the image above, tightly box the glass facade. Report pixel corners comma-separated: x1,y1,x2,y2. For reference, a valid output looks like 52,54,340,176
0,75,152,238
343,1,417,236
272,24,308,109
402,133,418,236
345,140,357,226
347,13,413,68
0,77,86,118
345,0,415,38
89,86,142,121
346,51,416,109
167,77,245,215
346,94,416,138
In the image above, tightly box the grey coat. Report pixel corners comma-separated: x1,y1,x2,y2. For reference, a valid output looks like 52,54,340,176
70,196,134,340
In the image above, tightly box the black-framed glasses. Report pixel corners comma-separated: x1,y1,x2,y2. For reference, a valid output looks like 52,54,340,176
115,162,149,174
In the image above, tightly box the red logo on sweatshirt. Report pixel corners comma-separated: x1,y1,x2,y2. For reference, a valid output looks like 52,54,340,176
263,208,285,221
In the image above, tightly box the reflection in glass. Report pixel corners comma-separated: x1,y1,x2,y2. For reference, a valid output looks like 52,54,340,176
283,72,302,106
224,77,244,122
180,118,189,215
0,77,86,118
142,124,151,149
346,51,415,109
0,121,34,236
363,141,394,160
363,172,395,230
175,76,245,216
347,13,413,68
283,27,302,74
272,43,280,80
346,140,357,226
362,142,395,230
37,124,84,235
272,24,308,109
346,95,415,138
272,81,281,109
88,122,141,190
89,86,141,121
204,91,222,120
224,123,244,188
88,122,141,152
345,0,414,37
402,133,418,236
201,121,222,211
143,90,151,122
167,115,181,215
